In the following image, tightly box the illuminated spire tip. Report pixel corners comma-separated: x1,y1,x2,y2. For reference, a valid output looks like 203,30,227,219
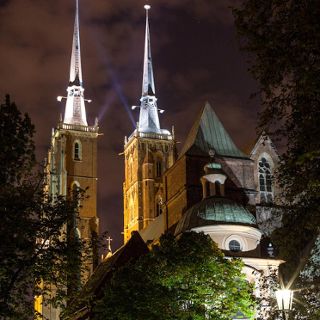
62,0,88,126
144,4,151,10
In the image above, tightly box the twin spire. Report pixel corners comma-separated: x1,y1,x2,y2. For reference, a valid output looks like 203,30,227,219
69,0,82,87
61,3,166,133
142,5,155,97
136,5,166,135
62,0,88,126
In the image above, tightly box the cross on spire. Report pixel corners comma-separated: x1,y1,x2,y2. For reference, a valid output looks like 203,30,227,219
106,236,113,253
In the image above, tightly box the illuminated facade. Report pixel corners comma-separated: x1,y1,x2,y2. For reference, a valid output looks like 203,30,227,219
123,6,176,243
32,3,285,318
135,102,283,318
35,1,99,318
120,12,283,316
48,0,99,263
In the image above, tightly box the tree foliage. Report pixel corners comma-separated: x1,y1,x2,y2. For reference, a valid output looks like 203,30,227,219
0,95,92,319
233,1,320,318
0,94,35,185
93,232,255,320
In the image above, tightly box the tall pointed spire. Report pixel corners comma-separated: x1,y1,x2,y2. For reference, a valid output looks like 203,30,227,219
142,5,155,97
63,0,88,126
69,0,82,87
138,5,161,134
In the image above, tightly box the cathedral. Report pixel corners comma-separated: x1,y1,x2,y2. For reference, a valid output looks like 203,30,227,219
122,3,282,295
36,1,284,319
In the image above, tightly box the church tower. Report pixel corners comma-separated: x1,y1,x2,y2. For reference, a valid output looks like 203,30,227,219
123,5,176,243
47,0,99,276
36,2,99,318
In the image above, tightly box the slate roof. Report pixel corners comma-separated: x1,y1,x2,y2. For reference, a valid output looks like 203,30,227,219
179,102,247,159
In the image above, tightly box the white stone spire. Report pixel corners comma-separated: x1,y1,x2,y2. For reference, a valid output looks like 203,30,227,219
138,5,161,134
142,5,155,97
63,0,88,126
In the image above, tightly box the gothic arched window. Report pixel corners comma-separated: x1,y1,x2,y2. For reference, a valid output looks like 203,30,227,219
71,181,81,202
128,156,133,182
156,158,162,177
70,181,81,239
258,157,273,203
129,196,134,223
73,140,82,161
156,198,163,217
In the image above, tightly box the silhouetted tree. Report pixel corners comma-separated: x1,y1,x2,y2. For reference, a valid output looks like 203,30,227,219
0,95,91,319
233,2,320,318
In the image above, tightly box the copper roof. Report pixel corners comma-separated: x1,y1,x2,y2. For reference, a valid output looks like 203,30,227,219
180,102,247,159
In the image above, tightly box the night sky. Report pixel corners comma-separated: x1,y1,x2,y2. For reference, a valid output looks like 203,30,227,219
0,0,259,250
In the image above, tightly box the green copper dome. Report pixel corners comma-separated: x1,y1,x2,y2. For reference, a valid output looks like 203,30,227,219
175,197,257,235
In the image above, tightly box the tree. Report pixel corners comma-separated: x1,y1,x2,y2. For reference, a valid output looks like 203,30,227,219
93,232,256,320
293,237,320,320
0,94,35,185
0,95,92,319
233,1,320,318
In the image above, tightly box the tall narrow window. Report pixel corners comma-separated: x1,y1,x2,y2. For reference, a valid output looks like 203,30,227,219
156,160,162,177
70,181,81,215
215,181,221,196
129,157,133,182
74,141,81,161
129,197,134,222
206,182,211,197
259,157,273,203
156,202,162,217
71,181,81,203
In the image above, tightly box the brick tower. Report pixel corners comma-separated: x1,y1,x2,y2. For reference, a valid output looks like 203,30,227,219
123,5,176,243
48,0,99,275
36,1,99,318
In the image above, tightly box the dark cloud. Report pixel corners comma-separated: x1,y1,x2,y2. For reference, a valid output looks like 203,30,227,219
0,0,258,250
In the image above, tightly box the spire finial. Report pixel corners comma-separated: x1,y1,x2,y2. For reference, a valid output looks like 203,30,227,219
61,0,88,126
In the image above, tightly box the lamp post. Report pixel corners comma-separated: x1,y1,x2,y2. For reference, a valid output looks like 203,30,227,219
276,289,293,319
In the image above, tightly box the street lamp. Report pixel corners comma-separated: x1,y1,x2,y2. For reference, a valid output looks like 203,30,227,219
276,289,293,319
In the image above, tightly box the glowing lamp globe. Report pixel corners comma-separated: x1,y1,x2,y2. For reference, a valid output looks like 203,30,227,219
276,289,293,311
